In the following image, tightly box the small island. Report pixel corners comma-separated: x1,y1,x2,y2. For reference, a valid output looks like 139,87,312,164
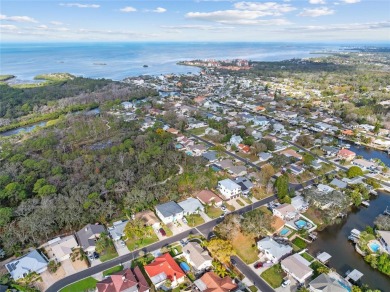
34,73,75,82
0,75,16,82
143,64,148,68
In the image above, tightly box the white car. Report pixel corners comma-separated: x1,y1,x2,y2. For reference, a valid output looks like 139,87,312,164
221,205,227,211
119,240,126,247
281,279,291,287
182,217,188,224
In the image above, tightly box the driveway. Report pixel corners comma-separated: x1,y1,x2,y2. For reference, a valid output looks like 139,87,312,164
61,258,77,275
167,220,191,234
199,211,212,223
114,241,130,256
274,276,298,292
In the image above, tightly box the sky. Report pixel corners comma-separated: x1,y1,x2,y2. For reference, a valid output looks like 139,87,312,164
0,0,389,42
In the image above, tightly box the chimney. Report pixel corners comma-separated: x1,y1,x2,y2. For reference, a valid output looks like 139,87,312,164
122,275,125,281
173,273,177,284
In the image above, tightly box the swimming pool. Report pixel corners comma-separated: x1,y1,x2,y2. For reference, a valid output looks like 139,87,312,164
180,262,190,273
368,240,381,253
295,219,308,229
280,227,290,236
175,144,183,149
185,151,193,156
337,280,352,292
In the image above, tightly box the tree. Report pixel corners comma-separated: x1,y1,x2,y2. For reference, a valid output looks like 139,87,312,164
259,164,275,184
374,122,381,134
260,138,275,152
317,265,330,274
0,207,13,227
206,238,235,263
214,214,240,240
349,189,362,206
241,209,274,237
303,153,315,166
296,135,313,148
347,166,363,178
374,215,390,231
274,174,289,199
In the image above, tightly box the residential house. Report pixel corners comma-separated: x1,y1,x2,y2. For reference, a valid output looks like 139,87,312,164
217,179,242,200
121,101,134,110
237,144,250,154
377,230,390,254
258,152,272,162
178,198,205,216
337,149,356,161
253,116,269,126
330,178,348,189
46,235,78,262
96,267,150,292
6,250,48,280
228,165,248,177
281,254,313,283
309,273,351,292
144,253,185,288
257,237,293,262
341,129,354,136
155,202,184,224
196,190,223,207
273,204,298,221
108,220,129,241
273,123,285,132
202,151,218,163
353,159,377,171
194,272,237,292
76,223,106,253
230,135,243,146
311,160,322,170
183,242,212,272
134,210,161,230
291,195,308,212
234,176,254,195
205,127,220,136
166,128,179,135
280,149,303,160
218,159,235,170
188,144,207,156
322,146,339,157
317,184,335,194
289,164,304,175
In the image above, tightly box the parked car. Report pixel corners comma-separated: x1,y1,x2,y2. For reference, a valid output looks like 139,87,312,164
221,205,227,211
208,232,216,240
230,257,237,266
281,279,291,287
119,240,126,247
93,252,99,259
182,217,188,224
88,254,94,261
254,262,263,269
159,228,166,236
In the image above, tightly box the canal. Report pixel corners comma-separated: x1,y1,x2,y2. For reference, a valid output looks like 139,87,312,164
310,142,390,291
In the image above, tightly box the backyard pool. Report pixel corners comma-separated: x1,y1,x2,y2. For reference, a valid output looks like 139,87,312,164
175,144,183,149
295,219,308,229
280,227,290,236
180,262,190,273
185,151,193,156
368,240,381,253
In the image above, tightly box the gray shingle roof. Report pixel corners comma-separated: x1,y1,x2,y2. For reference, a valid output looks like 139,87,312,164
76,224,106,250
155,201,184,218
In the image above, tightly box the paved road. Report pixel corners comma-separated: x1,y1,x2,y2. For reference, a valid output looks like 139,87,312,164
231,255,274,292
46,196,276,292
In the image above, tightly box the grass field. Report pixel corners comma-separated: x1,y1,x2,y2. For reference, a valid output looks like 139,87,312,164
301,252,314,262
188,127,207,135
261,264,285,289
126,228,159,251
186,214,205,227
99,243,118,262
103,265,123,277
225,202,235,212
206,206,223,218
59,277,98,292
231,231,258,264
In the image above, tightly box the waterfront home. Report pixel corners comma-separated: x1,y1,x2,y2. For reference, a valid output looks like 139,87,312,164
134,210,161,230
183,242,212,272
316,252,332,264
321,146,339,157
281,254,313,283
96,267,150,292
352,159,377,171
217,178,242,200
178,197,204,215
309,273,351,292
6,250,48,280
155,202,184,224
46,235,78,262
234,176,254,195
108,220,129,241
280,149,303,160
377,230,390,254
291,195,308,212
257,237,292,262
76,223,106,253
317,184,335,194
337,149,356,161
230,135,243,146
196,190,223,206
330,178,348,189
273,203,298,221
194,271,237,292
144,253,185,288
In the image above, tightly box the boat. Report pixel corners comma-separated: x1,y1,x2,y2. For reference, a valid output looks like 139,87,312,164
384,206,390,216
348,235,359,243
143,65,148,68
361,200,370,207
350,229,361,239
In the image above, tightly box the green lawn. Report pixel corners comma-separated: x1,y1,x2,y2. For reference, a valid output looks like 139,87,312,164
225,203,235,212
292,237,307,250
60,277,98,292
103,265,123,277
161,225,173,237
188,127,207,135
99,244,118,262
126,228,159,251
248,286,258,292
261,264,286,289
242,196,252,204
205,206,223,218
236,199,245,207
186,214,205,227
131,254,155,268
301,252,314,262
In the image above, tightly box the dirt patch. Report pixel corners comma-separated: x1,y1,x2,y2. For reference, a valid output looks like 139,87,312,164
39,266,66,291
71,258,88,271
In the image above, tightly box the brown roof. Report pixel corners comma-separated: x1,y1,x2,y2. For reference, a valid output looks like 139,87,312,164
280,149,302,160
196,190,222,205
198,272,237,292
135,210,160,226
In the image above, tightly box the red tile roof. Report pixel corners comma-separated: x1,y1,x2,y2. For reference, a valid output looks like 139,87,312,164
96,268,147,292
199,271,237,292
238,144,251,153
196,190,222,205
144,253,185,283
338,148,356,157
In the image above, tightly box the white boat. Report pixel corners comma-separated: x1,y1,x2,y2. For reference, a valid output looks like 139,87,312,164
350,229,361,238
362,201,370,207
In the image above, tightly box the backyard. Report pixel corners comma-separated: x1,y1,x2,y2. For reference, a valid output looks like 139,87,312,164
261,264,286,289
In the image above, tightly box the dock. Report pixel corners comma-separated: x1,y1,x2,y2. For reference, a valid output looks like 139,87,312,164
345,269,363,284
384,206,390,216
361,200,370,207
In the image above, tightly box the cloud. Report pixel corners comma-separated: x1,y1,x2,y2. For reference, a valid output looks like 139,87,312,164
309,0,326,4
233,2,296,14
161,24,235,31
0,24,18,30
340,0,360,3
60,3,100,8
0,14,38,23
283,21,390,33
120,6,137,12
298,7,334,17
153,7,167,13
50,21,64,25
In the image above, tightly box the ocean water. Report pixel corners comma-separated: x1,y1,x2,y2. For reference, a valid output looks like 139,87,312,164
0,42,341,81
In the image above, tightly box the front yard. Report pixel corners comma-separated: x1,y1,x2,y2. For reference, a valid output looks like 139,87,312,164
185,214,205,227
231,231,259,264
126,227,159,251
205,206,223,218
59,277,98,292
261,264,286,289
103,265,123,277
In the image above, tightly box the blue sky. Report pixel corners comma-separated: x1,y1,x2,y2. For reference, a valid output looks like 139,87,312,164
1,0,389,42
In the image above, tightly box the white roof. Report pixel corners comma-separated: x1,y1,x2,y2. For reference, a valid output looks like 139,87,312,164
48,235,78,260
6,250,48,280
178,198,204,214
377,230,390,245
316,252,332,263
219,179,241,191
